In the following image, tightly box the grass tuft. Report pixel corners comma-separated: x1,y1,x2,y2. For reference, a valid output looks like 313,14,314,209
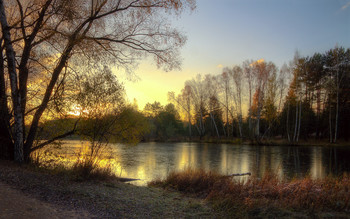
71,156,117,181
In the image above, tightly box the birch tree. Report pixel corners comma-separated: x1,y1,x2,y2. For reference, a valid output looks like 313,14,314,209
186,75,206,139
0,0,24,162
231,65,243,138
217,70,231,138
324,47,350,143
205,74,220,138
243,60,255,139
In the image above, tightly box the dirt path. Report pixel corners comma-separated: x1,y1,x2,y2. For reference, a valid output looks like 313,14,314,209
0,182,92,219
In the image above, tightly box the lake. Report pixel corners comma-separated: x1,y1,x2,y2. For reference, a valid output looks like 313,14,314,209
49,141,350,186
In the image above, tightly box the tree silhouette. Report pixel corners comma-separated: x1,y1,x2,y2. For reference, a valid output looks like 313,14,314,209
0,0,196,162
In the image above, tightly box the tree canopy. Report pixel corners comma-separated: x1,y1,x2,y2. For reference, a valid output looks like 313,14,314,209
0,0,196,162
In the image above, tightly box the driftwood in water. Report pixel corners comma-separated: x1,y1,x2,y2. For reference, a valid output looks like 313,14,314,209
227,172,251,177
118,177,140,182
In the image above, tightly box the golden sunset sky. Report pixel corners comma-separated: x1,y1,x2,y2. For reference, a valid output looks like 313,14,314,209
120,0,350,110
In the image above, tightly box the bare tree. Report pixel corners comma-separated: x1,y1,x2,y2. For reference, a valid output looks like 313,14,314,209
286,52,303,144
0,0,24,161
293,57,303,143
186,75,206,139
243,60,255,139
0,0,196,162
168,84,193,140
217,70,231,138
231,65,244,138
205,74,220,138
278,64,291,112
250,59,275,140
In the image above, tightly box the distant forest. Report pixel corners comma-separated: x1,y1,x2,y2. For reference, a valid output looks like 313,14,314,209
143,46,350,143
37,46,350,146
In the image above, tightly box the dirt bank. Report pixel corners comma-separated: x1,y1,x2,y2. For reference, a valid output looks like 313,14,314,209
0,181,92,218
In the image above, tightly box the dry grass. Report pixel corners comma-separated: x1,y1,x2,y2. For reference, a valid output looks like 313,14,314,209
70,157,117,181
30,150,118,182
149,168,226,196
150,168,350,217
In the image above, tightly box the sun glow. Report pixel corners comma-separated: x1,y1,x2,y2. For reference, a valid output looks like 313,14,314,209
118,58,195,110
68,105,82,116
249,58,265,67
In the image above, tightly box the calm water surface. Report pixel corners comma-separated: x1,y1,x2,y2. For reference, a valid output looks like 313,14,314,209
55,141,350,186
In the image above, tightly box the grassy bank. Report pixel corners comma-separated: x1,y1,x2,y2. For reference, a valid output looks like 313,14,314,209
150,168,350,218
0,160,216,218
2,155,350,218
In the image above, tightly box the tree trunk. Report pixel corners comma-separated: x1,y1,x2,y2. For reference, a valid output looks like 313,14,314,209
0,44,13,159
221,120,226,137
187,101,192,141
210,112,220,138
237,88,243,138
296,97,302,142
231,114,234,138
329,100,333,143
24,40,76,160
24,12,96,161
256,96,262,140
199,108,205,138
286,101,290,142
188,117,192,141
255,86,263,141
334,70,339,143
278,84,284,112
248,82,252,139
293,99,298,142
0,0,24,162
238,114,242,138
256,112,260,139
316,87,321,139
225,85,229,138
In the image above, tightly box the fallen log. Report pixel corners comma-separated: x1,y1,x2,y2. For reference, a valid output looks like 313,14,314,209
118,177,140,182
227,172,251,177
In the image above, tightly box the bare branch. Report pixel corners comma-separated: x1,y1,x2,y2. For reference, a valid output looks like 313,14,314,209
30,118,80,152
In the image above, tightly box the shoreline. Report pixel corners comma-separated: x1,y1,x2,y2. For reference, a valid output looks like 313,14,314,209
0,160,216,218
1,160,349,218
63,135,350,147
141,139,350,147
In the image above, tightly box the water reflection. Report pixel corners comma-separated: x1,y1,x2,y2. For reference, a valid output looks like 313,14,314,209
47,141,350,186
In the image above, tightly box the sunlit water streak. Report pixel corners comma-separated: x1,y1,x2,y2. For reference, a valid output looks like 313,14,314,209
37,140,350,186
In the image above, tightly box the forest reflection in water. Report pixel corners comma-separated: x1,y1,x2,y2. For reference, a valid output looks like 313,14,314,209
44,141,350,186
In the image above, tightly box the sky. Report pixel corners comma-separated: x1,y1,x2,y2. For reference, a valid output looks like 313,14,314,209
122,0,350,110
